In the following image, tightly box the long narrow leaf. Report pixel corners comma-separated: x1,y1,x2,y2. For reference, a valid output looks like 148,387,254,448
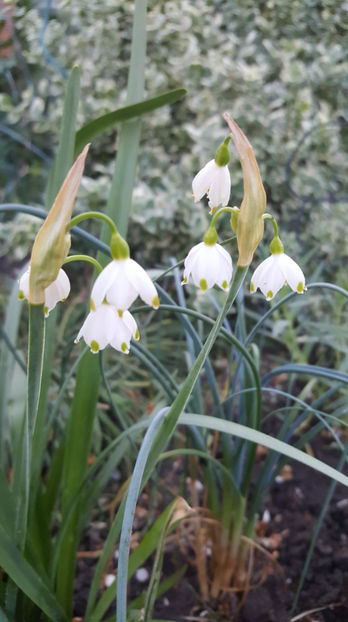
0,524,67,622
179,414,348,487
74,88,186,155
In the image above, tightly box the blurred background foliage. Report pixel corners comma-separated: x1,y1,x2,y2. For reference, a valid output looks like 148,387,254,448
0,0,347,280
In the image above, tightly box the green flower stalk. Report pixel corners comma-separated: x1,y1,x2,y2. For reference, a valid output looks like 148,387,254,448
28,144,89,305
223,113,266,267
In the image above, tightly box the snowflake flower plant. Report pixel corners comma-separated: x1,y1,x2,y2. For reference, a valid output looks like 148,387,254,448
192,137,231,214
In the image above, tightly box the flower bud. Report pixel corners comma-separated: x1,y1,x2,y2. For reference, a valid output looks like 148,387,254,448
223,113,266,267
29,144,89,304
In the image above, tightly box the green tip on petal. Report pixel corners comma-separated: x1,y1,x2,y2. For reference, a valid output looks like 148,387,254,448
121,342,129,353
135,328,140,341
222,280,228,290
266,290,274,300
90,340,99,353
297,282,304,293
199,278,208,291
182,277,188,285
117,309,123,317
44,306,49,317
250,282,255,293
18,290,25,300
152,295,159,309
90,299,96,311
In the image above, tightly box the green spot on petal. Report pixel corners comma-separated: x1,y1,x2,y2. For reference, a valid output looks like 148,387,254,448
135,328,140,341
18,290,25,300
182,277,188,284
250,282,255,293
297,282,304,293
90,299,96,311
266,290,273,300
121,342,129,353
117,309,123,317
200,279,208,291
90,340,99,353
222,280,228,290
44,306,49,316
152,295,159,309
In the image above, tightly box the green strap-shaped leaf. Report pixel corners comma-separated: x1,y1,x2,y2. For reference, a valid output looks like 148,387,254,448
179,413,348,487
0,524,67,622
74,88,186,155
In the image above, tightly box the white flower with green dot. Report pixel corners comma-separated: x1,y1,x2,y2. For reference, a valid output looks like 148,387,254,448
75,303,139,354
182,222,233,292
90,232,159,312
192,137,231,214
250,216,306,301
18,267,70,317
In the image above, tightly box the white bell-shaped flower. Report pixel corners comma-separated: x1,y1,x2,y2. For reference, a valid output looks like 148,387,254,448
250,253,306,300
192,159,231,214
75,304,139,354
182,242,233,291
18,267,70,317
91,259,159,312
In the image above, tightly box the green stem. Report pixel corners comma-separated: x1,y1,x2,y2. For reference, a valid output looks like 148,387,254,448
210,205,238,229
116,266,249,622
63,254,103,273
263,213,279,238
14,304,45,550
68,211,117,235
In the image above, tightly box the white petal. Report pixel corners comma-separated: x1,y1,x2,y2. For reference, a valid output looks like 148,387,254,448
109,316,133,354
105,265,138,310
44,269,70,314
278,254,306,293
192,160,216,202
122,310,139,339
91,261,120,307
251,255,286,299
77,305,117,352
18,268,30,299
207,166,231,209
125,259,158,308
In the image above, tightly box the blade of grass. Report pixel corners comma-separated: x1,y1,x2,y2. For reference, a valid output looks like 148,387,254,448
45,66,80,208
179,413,348,487
55,349,100,616
0,524,67,622
74,88,186,155
101,0,147,241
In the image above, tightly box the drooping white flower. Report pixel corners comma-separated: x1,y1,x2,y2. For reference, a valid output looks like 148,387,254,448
18,267,70,317
182,242,233,291
91,259,159,312
75,304,139,354
250,253,306,300
192,159,231,214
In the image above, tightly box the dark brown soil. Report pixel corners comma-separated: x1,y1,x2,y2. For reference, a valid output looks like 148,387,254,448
74,436,348,622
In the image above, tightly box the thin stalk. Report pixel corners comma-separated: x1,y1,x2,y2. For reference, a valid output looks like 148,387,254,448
116,266,248,622
14,304,45,551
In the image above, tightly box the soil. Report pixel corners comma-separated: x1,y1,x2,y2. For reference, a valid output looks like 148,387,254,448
74,432,348,622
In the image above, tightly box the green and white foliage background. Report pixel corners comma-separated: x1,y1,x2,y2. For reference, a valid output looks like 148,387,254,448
1,0,347,275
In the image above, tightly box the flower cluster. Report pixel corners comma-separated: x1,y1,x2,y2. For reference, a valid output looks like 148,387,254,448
184,121,306,301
